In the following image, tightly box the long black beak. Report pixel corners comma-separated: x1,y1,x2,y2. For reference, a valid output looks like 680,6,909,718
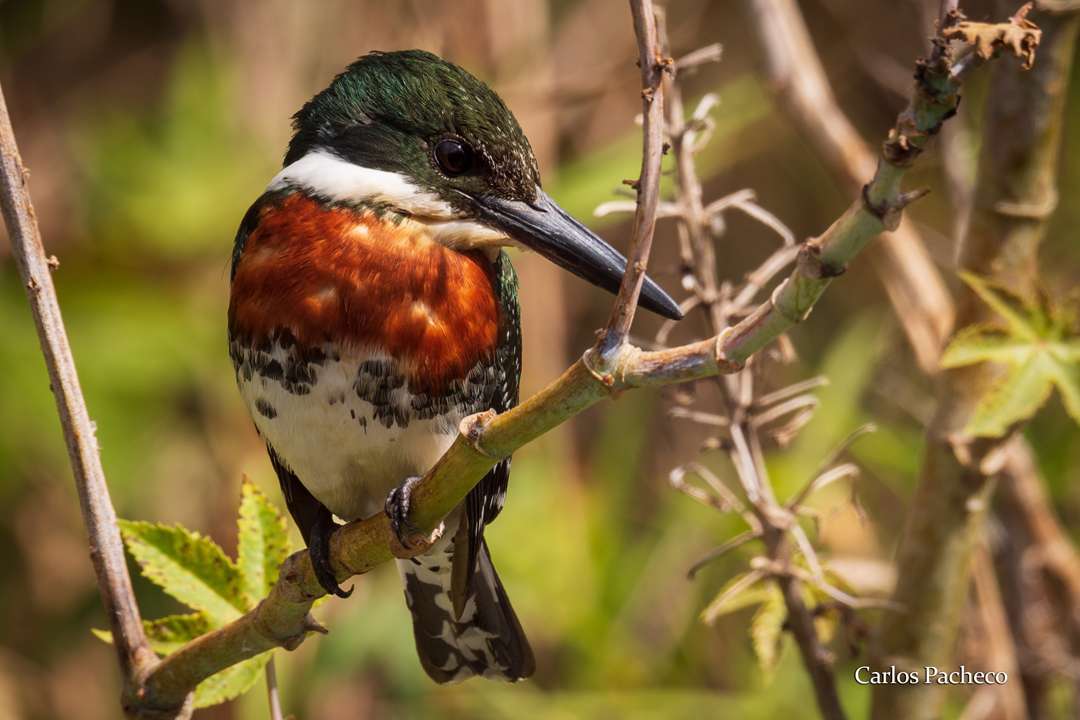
470,189,683,321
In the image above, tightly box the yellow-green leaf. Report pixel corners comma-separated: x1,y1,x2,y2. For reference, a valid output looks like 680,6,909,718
144,613,213,654
750,585,787,678
118,520,246,626
237,479,290,607
700,571,772,624
193,652,271,708
941,274,1080,437
91,612,212,655
799,584,836,645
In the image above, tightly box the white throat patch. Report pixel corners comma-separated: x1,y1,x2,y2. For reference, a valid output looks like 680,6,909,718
268,150,509,250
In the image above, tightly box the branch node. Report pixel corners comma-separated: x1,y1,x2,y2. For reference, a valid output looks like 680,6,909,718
582,348,617,388
389,520,446,559
459,410,497,458
797,244,845,280
770,279,812,324
714,328,745,372
861,184,927,231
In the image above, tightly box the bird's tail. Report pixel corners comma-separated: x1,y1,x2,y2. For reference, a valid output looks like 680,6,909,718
397,534,534,683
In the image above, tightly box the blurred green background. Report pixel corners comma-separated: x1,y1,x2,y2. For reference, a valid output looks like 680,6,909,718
0,1,1077,718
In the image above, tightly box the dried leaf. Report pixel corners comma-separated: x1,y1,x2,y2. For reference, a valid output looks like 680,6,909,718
943,14,1041,70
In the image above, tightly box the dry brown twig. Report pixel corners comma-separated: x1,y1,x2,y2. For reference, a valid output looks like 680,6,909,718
0,1,1039,717
0,89,169,716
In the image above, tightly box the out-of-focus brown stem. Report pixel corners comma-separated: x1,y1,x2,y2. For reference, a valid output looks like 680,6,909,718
873,6,1075,719
743,0,956,373
0,86,175,716
970,545,1027,720
996,438,1080,717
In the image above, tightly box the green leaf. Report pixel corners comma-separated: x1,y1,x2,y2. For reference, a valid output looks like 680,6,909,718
941,274,1080,437
750,585,787,678
118,520,246,626
957,272,1040,341
799,584,836,645
236,478,290,606
193,652,271,709
700,571,772,624
144,613,213,654
91,612,212,655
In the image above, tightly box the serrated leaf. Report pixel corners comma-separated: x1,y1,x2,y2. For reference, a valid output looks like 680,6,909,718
966,354,1057,437
91,613,212,655
118,520,246,626
940,274,1080,437
144,613,214,654
700,570,771,624
750,585,787,678
237,479,290,606
193,652,271,708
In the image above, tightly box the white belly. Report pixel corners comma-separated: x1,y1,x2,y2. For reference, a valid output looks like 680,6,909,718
235,342,462,521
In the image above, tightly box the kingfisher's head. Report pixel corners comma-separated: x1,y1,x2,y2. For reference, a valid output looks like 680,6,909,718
276,49,681,321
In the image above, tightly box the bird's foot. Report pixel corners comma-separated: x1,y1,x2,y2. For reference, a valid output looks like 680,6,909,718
385,475,429,555
308,511,353,598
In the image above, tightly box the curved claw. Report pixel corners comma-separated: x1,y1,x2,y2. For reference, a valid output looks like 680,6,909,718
309,512,352,598
385,475,423,551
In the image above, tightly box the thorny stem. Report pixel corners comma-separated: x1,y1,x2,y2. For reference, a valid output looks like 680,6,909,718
0,3,1038,717
598,0,667,357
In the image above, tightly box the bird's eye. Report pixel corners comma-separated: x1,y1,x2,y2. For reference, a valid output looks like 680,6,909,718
434,138,473,176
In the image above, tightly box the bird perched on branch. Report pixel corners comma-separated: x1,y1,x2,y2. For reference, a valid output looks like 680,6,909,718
227,50,681,683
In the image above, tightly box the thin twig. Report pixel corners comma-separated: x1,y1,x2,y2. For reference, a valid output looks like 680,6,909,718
755,376,830,408
599,0,668,355
265,657,284,720
675,43,722,71
0,86,168,714
687,530,759,579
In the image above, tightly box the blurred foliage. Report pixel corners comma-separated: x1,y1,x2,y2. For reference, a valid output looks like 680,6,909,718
941,272,1080,437
0,1,1077,719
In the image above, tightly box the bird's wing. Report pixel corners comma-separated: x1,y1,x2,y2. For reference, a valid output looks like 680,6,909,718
454,251,521,615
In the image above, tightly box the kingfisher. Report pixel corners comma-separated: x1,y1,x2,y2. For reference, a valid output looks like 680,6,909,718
228,50,681,683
